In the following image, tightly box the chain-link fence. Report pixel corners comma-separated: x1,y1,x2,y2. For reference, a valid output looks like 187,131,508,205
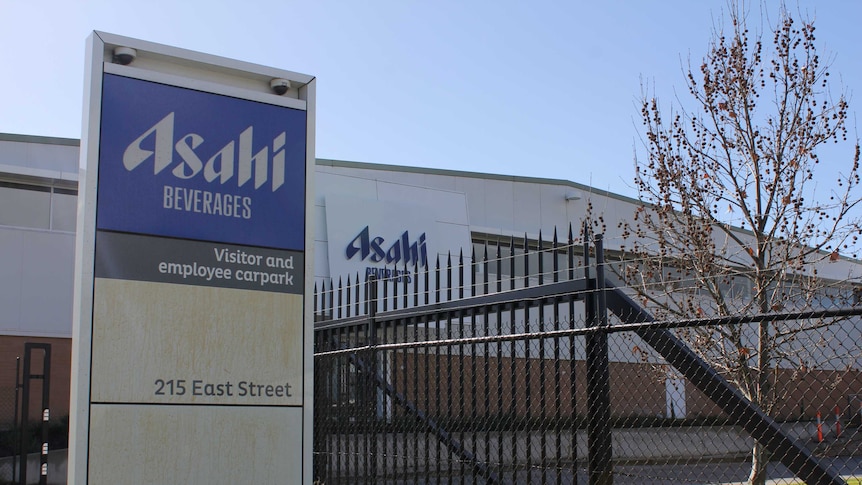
0,344,55,485
313,229,862,485
0,381,19,484
0,354,23,485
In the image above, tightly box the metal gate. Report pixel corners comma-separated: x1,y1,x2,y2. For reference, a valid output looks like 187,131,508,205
313,227,860,485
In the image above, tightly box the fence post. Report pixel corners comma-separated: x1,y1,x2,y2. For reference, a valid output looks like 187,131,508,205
18,347,30,485
12,356,19,483
366,275,378,484
18,343,51,485
586,233,613,485
39,346,50,485
569,224,579,484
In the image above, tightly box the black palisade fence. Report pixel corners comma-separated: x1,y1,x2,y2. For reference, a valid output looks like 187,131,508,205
313,226,862,485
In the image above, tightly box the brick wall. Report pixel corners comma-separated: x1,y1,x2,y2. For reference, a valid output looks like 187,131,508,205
0,336,71,426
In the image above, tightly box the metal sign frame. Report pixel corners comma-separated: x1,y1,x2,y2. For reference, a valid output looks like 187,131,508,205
70,31,315,484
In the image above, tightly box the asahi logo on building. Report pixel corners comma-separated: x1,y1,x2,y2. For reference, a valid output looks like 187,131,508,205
324,194,471,287
346,226,428,282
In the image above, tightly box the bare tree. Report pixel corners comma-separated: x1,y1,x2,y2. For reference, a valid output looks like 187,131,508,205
622,3,862,484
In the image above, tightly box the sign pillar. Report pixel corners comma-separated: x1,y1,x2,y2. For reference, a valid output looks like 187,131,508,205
70,32,315,484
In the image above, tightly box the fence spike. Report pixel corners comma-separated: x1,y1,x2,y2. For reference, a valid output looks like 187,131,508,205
472,245,478,297
483,243,490,296
538,230,544,286
523,232,530,288
313,282,318,319
553,227,560,283
496,241,502,293
509,235,516,291
413,260,420,308
403,259,409,309
458,249,465,300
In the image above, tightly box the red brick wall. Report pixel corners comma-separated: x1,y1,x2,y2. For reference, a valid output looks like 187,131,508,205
0,336,71,426
332,353,862,422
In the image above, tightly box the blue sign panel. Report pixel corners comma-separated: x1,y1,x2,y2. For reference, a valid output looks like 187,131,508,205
97,74,306,250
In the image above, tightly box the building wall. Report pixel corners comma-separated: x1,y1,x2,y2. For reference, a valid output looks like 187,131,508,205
0,135,78,178
0,135,78,425
4,134,862,425
315,159,633,244
0,336,72,425
0,227,75,338
313,170,472,283
0,135,78,340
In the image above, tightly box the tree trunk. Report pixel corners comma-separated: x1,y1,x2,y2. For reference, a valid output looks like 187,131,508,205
748,441,767,485
749,276,772,485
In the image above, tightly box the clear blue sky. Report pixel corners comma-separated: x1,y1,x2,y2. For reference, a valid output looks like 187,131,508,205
2,0,860,199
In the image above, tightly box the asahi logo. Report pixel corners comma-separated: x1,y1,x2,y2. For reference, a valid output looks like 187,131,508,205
346,226,428,268
122,112,288,192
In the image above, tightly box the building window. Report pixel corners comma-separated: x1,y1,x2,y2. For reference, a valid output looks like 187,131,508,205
51,187,78,232
0,181,77,231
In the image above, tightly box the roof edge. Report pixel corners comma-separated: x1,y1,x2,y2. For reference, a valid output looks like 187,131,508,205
0,135,642,206
315,158,642,206
0,133,80,147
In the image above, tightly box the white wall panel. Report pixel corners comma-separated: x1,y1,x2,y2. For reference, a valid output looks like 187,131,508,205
538,185,569,229
315,172,378,205
511,182,542,235
0,139,78,176
314,240,330,280
454,176,487,229
0,227,73,336
0,229,24,328
482,179,516,231
313,204,328,243
375,181,469,225
422,173,457,191
19,230,75,336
